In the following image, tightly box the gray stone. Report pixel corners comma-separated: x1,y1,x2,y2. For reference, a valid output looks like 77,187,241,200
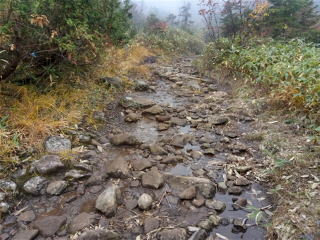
68,212,99,233
13,229,39,240
110,134,140,146
132,158,152,171
78,229,120,240
106,158,130,178
143,105,164,115
135,80,149,91
65,169,90,179
208,214,220,226
0,180,17,192
23,176,47,195
228,186,243,195
142,168,164,189
232,197,247,210
170,117,187,127
217,182,228,191
125,112,141,122
197,220,213,231
33,215,66,237
234,176,251,186
101,77,123,88
205,200,226,212
144,217,160,233
164,174,211,192
0,192,5,201
0,202,9,213
34,155,64,174
197,183,215,199
171,135,189,148
46,181,68,195
188,229,207,240
162,155,184,164
138,193,153,210
210,116,229,125
179,186,196,200
18,210,36,222
95,184,120,217
158,228,187,240
44,136,71,153
150,144,167,155
79,134,91,144
121,96,155,109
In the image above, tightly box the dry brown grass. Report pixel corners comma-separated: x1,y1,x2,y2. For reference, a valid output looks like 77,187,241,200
0,43,153,169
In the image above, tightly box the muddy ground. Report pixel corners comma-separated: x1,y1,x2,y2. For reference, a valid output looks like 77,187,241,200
0,57,276,240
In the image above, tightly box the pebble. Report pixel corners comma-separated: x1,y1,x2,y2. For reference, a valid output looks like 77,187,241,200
138,193,153,210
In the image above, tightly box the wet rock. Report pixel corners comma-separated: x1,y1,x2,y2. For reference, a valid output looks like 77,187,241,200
191,150,203,160
78,229,120,240
205,200,226,212
121,96,155,109
150,144,167,155
0,180,17,192
106,158,130,178
197,183,215,199
46,181,68,195
142,168,164,189
197,220,213,231
209,116,229,125
219,218,230,226
171,135,189,148
68,212,99,233
110,133,140,146
208,214,220,226
217,182,228,191
79,134,91,144
34,155,64,174
232,197,247,210
135,80,149,91
179,186,196,200
23,176,47,195
132,158,152,171
13,229,39,240
192,197,205,207
144,217,160,233
0,192,5,201
170,117,187,127
18,210,36,222
164,174,211,192
158,123,170,131
44,136,71,153
162,155,184,164
95,184,120,217
33,215,66,237
234,176,251,186
188,229,207,240
143,105,164,115
101,76,123,88
156,115,171,122
65,169,90,179
138,193,153,210
0,202,9,213
203,148,215,156
232,219,247,233
228,186,243,195
74,162,93,172
158,228,187,240
125,112,140,122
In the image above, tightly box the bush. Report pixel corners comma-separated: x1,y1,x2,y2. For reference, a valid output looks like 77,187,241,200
139,28,205,55
200,38,320,113
0,0,133,81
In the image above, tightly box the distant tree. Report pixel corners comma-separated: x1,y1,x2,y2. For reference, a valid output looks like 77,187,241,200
166,13,178,26
179,2,193,31
199,0,221,41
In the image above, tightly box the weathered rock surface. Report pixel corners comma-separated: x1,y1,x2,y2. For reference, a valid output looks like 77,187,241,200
142,168,164,189
13,229,39,240
95,184,120,217
143,105,164,115
0,180,17,192
23,176,47,195
44,136,71,153
18,210,36,222
34,155,64,174
110,134,140,146
132,158,152,171
106,158,130,178
158,228,187,240
33,215,66,237
68,212,99,233
78,229,121,240
179,186,196,200
138,193,153,210
46,180,68,195
205,200,226,212
121,96,155,109
164,174,211,192
144,217,160,233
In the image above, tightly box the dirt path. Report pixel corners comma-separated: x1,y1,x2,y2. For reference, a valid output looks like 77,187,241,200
1,57,273,240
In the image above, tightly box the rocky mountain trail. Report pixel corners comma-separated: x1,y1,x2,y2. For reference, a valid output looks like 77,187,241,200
0,57,274,240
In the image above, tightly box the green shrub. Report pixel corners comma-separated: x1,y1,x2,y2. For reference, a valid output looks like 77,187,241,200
200,38,320,113
0,0,133,81
139,28,205,55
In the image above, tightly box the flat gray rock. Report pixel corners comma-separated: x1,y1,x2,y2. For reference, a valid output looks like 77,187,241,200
68,212,99,233
33,215,66,237
44,136,71,153
95,184,120,217
23,176,47,195
34,155,64,174
13,229,39,240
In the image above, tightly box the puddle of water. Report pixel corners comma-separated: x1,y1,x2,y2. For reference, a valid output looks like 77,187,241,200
169,164,193,176
212,183,270,239
131,118,158,144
